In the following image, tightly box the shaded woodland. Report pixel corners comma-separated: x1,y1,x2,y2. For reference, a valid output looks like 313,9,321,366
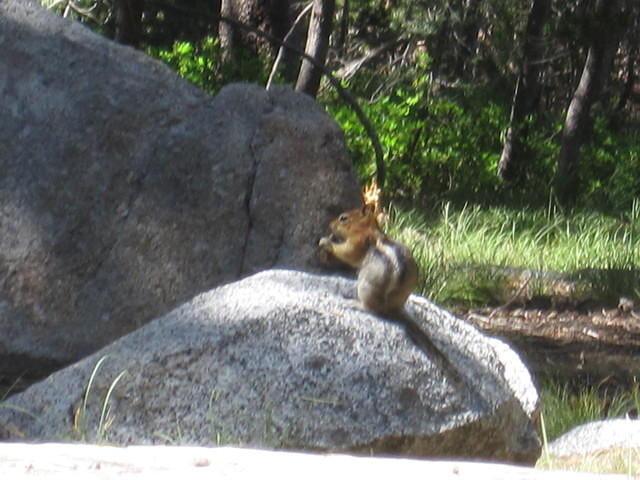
43,0,640,209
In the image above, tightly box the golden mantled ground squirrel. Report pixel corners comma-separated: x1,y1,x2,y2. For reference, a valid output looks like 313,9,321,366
318,202,418,316
318,190,461,380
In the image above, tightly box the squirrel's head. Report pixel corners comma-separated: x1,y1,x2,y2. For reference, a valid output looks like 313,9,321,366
329,203,380,240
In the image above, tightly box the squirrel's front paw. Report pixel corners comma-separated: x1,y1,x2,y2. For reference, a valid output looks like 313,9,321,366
318,236,332,249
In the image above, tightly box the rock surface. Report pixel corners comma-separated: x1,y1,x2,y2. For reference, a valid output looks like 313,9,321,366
0,443,627,480
0,1,359,382
0,270,540,464
548,419,640,457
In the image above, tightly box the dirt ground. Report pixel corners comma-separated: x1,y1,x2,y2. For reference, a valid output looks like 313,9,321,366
459,297,640,386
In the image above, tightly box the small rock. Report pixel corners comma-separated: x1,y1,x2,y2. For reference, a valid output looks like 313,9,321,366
548,419,640,457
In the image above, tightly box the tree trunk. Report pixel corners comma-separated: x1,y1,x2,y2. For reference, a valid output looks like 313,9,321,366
114,0,145,47
295,0,336,98
219,0,291,64
453,0,481,80
219,0,240,62
554,0,624,204
498,0,551,183
615,49,636,114
277,1,305,83
337,0,349,57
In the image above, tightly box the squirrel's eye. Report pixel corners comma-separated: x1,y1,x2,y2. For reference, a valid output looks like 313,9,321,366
339,214,349,222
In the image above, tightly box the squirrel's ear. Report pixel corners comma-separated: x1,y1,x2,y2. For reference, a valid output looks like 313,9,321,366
361,203,375,216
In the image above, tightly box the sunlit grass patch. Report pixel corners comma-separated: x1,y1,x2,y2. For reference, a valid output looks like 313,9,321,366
388,202,640,307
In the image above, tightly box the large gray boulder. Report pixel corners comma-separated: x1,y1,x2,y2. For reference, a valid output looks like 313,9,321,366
0,1,359,382
0,270,541,464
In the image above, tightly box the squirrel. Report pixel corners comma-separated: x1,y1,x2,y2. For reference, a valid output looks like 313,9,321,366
318,201,462,384
318,202,418,316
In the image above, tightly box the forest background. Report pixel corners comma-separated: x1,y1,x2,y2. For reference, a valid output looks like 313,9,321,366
45,0,640,211
41,0,640,460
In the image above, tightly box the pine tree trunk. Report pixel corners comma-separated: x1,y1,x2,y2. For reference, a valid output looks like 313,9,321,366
453,0,481,79
295,0,336,98
337,0,349,57
219,0,292,64
219,0,239,62
498,0,550,182
114,0,144,47
554,0,624,204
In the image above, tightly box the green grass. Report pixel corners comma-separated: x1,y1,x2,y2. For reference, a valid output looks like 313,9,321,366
540,381,640,441
73,355,128,443
387,200,640,307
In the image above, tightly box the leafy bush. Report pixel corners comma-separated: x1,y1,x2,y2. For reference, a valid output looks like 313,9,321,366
579,115,640,211
326,84,508,205
147,37,269,94
323,68,639,212
146,36,640,214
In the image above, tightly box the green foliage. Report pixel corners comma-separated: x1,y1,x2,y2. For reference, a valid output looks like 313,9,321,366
325,78,512,206
42,0,640,213
321,0,640,212
579,116,640,211
148,38,221,93
325,72,640,211
147,37,269,94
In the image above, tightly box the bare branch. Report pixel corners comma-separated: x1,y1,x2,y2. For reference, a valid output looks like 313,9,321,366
336,39,406,81
266,2,313,90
